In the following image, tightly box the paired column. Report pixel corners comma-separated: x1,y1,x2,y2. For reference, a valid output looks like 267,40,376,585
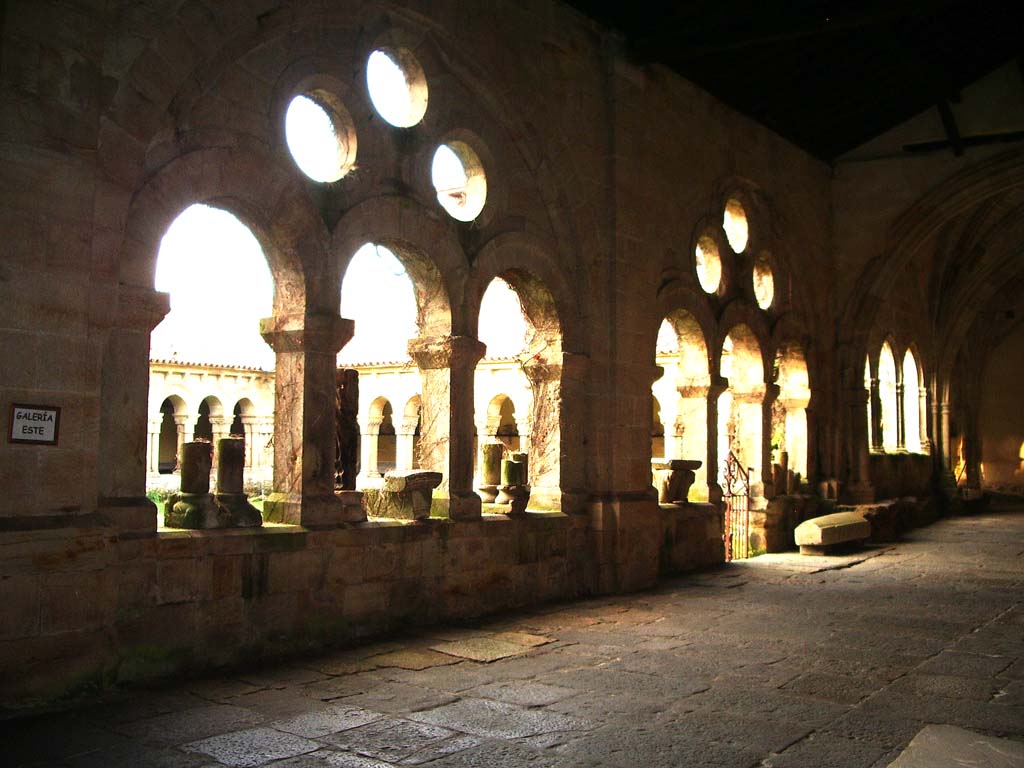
408,336,486,521
868,377,883,452
260,312,356,526
146,417,162,473
397,418,419,470
895,382,907,451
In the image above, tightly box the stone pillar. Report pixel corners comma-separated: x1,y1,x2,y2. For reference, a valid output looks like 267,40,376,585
895,382,907,452
847,384,875,502
397,418,418,470
522,352,590,513
408,336,486,520
240,414,258,468
96,285,170,534
940,401,953,472
478,442,503,502
147,417,162,474
210,416,230,467
761,384,780,499
868,377,883,452
364,418,383,478
918,386,931,453
705,377,728,507
172,415,188,470
260,313,356,526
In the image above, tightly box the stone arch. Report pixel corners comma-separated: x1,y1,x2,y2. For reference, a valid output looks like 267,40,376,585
468,234,585,511
122,145,327,314
652,304,713,499
717,301,772,383
332,196,459,338
719,323,768,501
156,395,189,474
774,342,812,482
470,232,583,354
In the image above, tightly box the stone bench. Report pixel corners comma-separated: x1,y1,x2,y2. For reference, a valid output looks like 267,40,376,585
365,470,443,520
794,511,870,555
652,459,702,504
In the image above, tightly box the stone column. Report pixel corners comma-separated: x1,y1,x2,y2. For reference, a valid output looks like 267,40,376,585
868,377,883,452
96,285,170,534
940,401,953,472
260,312,355,526
408,336,486,520
147,417,162,474
364,417,383,478
761,384,780,499
172,415,188,470
918,386,931,453
847,384,875,502
239,414,258,467
523,352,590,513
895,382,907,452
705,377,729,507
397,418,418,470
210,416,230,467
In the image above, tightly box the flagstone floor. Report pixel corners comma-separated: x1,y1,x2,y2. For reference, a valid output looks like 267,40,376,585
4,501,1023,768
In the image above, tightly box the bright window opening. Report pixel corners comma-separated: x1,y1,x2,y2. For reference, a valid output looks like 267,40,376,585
723,198,749,253
753,255,774,309
367,48,428,128
903,350,922,453
339,243,417,365
285,93,356,183
432,141,487,222
879,343,898,452
695,235,722,293
153,203,274,369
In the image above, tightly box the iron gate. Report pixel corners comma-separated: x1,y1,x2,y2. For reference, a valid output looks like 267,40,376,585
722,450,751,561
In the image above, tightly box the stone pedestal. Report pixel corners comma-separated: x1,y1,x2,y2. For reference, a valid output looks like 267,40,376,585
212,438,262,527
496,457,530,514
651,459,701,503
366,470,443,520
165,441,220,528
478,442,503,503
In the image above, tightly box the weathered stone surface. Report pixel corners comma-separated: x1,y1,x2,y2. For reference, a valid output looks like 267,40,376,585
183,727,319,767
795,511,871,551
887,724,1024,768
431,637,529,663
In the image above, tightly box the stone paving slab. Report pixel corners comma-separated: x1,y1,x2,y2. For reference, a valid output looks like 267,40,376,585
182,727,320,767
430,637,528,662
886,724,1024,767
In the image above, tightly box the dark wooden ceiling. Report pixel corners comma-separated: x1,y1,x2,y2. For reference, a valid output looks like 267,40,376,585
566,0,1022,162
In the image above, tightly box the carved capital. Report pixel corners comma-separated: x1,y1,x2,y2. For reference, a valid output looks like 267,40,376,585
260,313,354,354
111,284,171,332
523,351,591,386
408,335,486,371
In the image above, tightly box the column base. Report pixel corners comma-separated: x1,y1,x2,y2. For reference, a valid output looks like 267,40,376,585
336,490,367,523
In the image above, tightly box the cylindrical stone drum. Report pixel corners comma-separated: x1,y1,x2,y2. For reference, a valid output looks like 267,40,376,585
480,443,504,485
216,437,246,495
180,441,212,494
511,451,529,482
501,458,526,486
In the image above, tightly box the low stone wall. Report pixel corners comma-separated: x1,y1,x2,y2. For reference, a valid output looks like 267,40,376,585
659,503,725,575
869,453,933,500
0,513,589,711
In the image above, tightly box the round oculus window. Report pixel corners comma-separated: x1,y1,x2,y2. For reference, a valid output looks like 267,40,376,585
432,142,487,222
367,48,428,128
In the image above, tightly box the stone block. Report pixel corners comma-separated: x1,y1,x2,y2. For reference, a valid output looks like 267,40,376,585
367,471,443,521
795,512,871,554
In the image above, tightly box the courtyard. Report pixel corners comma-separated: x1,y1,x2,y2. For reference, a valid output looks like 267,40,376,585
4,503,1022,768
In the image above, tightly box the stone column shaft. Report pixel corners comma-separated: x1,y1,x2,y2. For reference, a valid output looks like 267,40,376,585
409,335,486,520
260,313,354,526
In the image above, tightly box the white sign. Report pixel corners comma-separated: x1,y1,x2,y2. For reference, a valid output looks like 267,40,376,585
9,404,60,445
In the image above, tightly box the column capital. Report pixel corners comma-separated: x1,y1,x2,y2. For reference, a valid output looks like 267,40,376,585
107,284,171,333
523,351,590,385
408,335,486,370
708,376,729,399
260,313,354,354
